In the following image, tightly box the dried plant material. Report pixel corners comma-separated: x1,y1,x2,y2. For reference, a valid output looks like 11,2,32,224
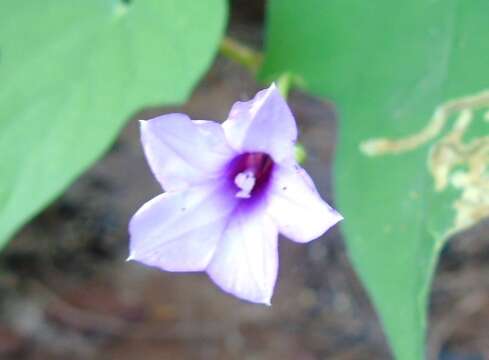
360,90,489,235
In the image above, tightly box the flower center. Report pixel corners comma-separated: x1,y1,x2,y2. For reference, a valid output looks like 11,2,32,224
230,152,274,199
234,171,256,198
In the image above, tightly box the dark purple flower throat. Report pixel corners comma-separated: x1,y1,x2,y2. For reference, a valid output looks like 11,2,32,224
228,152,274,200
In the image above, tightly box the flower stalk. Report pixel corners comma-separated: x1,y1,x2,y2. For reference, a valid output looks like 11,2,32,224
276,72,292,98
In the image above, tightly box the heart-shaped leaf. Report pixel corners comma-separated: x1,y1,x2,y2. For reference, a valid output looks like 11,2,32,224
261,1,489,358
0,0,227,249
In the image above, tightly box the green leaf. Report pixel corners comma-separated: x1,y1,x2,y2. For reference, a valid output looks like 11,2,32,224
261,1,489,359
0,0,227,249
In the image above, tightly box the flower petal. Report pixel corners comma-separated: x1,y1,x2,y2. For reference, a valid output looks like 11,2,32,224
141,114,235,191
206,206,278,305
266,164,343,243
129,181,237,272
222,84,297,162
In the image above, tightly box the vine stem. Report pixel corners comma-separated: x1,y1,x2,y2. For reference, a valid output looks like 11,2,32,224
219,36,262,74
219,37,294,99
219,37,305,163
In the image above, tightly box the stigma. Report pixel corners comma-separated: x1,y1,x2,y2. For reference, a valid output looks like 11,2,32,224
235,171,256,198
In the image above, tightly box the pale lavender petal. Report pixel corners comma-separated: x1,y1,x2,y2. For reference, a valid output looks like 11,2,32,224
140,114,235,192
222,84,297,162
206,206,278,305
129,181,237,272
266,164,343,243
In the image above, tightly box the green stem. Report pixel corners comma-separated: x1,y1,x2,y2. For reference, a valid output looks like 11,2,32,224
274,73,306,163
276,72,293,98
295,144,307,164
219,37,306,164
219,36,262,74
276,74,307,163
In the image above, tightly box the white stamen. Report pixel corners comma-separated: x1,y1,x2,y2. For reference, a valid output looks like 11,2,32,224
234,171,256,198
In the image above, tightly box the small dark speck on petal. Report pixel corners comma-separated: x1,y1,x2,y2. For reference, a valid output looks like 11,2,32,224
282,186,287,190
181,207,186,211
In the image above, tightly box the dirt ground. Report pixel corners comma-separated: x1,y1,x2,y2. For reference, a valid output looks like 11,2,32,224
1,2,489,359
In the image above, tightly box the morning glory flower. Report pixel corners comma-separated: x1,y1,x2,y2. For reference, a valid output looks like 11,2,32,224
128,84,342,305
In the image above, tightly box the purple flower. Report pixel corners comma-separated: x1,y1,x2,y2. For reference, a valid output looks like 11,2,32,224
128,84,342,305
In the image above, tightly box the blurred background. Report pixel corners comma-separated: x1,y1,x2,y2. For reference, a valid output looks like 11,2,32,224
1,1,489,359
